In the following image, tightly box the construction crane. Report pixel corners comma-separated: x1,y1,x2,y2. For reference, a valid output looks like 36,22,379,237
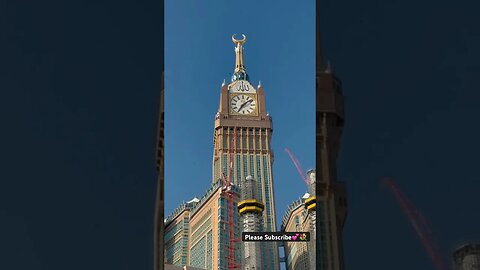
221,127,240,269
383,178,448,270
284,147,309,186
285,147,321,198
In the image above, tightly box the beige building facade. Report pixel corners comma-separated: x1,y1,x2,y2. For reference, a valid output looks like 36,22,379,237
164,180,242,270
281,170,317,270
164,204,191,266
211,34,279,270
282,199,312,270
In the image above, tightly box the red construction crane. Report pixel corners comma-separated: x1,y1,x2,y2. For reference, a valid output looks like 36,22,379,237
383,178,448,270
284,147,309,186
221,127,240,269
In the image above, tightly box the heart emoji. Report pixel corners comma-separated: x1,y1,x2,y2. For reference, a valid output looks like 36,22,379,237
292,233,299,240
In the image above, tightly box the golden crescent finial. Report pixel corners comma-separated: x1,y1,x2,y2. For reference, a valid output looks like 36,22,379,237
232,34,246,45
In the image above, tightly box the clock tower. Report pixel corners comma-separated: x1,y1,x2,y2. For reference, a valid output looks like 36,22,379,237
212,34,280,270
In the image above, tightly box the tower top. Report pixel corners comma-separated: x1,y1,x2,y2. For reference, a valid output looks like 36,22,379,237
231,34,249,82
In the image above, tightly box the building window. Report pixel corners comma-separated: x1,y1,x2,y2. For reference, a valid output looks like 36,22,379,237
214,158,220,181
236,154,241,184
190,236,206,268
236,134,240,150
206,230,213,270
222,154,228,176
256,155,262,198
249,155,254,176
243,155,247,179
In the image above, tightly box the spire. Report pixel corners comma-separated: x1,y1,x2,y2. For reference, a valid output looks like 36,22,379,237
232,34,246,72
231,34,249,82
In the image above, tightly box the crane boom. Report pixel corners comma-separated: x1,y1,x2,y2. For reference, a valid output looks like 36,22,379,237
285,148,309,185
383,178,448,270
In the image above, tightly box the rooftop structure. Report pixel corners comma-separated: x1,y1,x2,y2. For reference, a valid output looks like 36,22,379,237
454,244,480,270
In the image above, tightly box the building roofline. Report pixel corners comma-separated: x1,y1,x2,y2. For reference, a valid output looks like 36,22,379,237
453,243,480,255
281,198,305,231
165,179,240,224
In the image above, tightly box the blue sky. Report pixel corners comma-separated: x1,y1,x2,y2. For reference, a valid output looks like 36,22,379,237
164,0,315,229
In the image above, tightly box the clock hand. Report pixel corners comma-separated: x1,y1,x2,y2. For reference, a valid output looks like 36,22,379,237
238,99,253,111
238,99,250,110
238,102,247,111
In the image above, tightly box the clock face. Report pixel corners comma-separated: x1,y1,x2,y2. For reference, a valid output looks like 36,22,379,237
230,94,257,115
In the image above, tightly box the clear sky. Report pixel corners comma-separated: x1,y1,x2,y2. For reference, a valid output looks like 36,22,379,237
164,0,316,230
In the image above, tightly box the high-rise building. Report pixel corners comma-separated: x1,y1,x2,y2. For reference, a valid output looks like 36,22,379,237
211,34,279,270
316,2,348,269
282,198,311,270
453,244,480,270
164,199,195,266
164,34,280,270
164,180,242,270
281,169,317,270
316,44,348,270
